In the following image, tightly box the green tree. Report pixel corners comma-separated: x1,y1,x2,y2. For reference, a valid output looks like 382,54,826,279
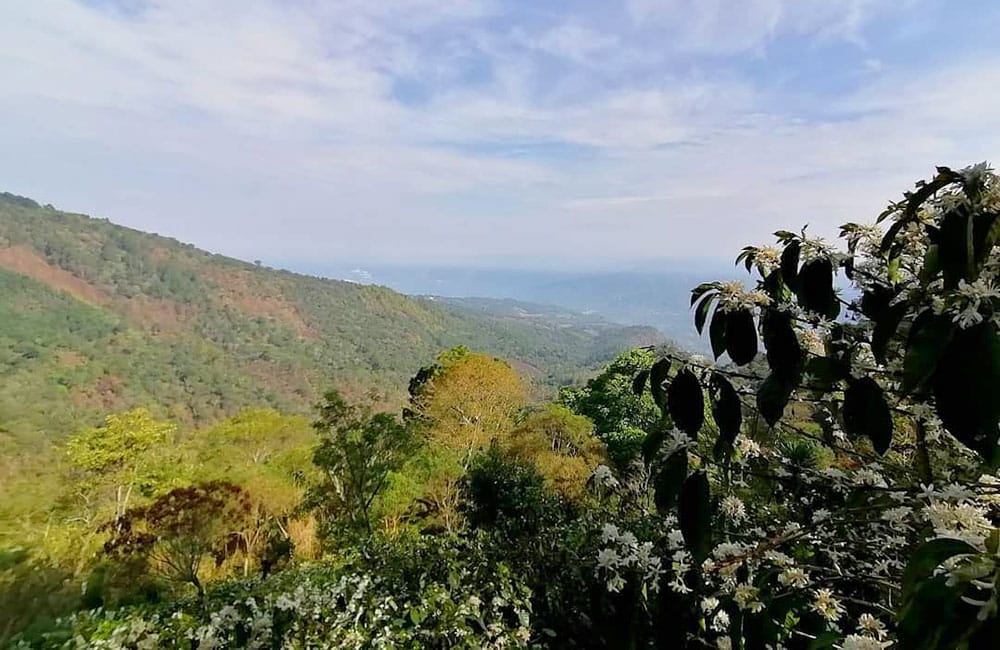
63,408,176,524
560,348,665,468
308,390,418,537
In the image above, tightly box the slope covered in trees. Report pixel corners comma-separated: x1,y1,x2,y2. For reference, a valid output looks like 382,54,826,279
0,192,662,451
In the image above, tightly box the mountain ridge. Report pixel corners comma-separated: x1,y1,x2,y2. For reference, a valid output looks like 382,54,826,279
0,192,663,451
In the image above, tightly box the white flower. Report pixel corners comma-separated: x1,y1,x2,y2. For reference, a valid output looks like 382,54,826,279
733,585,763,612
720,495,747,522
777,567,810,589
711,610,731,633
717,637,733,650
857,613,887,640
600,523,620,544
881,506,913,531
954,304,984,328
812,508,832,523
597,548,621,571
840,634,891,650
812,588,845,621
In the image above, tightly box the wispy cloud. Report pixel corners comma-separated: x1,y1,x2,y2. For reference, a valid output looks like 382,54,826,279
1,0,998,265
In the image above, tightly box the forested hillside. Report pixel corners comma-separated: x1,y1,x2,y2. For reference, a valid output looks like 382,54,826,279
0,192,662,451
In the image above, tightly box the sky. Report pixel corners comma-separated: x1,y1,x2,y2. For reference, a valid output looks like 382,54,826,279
2,0,1000,269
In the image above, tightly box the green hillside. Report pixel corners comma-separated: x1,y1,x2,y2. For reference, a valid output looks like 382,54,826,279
0,192,662,451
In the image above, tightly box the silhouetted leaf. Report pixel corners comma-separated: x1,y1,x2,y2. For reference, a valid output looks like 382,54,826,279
632,369,649,397
871,303,908,364
668,369,704,435
761,309,802,378
902,312,954,394
642,427,666,465
694,295,714,334
710,374,741,461
843,377,893,454
653,450,688,513
725,309,758,366
780,240,800,291
649,358,671,410
933,322,1000,461
756,373,795,427
679,472,712,562
709,310,727,360
797,257,839,318
930,206,975,288
690,283,716,307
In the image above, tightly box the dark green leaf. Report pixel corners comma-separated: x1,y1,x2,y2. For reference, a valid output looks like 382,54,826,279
649,358,672,411
931,207,973,288
667,369,705,435
653,450,688,513
871,303,908,364
797,257,839,318
694,294,715,334
725,309,758,366
709,309,728,360
642,426,666,465
679,471,712,563
902,538,980,601
780,240,800,291
761,309,803,378
756,373,795,427
690,283,716,307
631,369,649,397
933,322,1000,461
710,373,742,462
803,356,848,389
843,377,893,454
902,312,954,394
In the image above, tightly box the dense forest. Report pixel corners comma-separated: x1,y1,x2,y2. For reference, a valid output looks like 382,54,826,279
0,192,662,453
3,164,1000,649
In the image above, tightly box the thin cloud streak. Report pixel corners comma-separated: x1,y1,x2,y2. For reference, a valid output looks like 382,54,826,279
0,0,998,266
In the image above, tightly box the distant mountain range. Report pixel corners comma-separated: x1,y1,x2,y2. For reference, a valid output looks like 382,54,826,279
294,263,741,353
0,192,662,451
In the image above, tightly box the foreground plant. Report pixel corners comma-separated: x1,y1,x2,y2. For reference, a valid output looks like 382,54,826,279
606,163,999,648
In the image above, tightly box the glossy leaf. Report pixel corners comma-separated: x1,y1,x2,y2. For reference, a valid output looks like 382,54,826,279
694,295,715,334
902,537,979,602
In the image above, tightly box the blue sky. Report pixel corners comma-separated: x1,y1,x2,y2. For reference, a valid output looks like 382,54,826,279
2,1,999,268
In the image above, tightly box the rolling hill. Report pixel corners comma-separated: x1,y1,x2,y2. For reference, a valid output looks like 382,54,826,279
0,192,663,451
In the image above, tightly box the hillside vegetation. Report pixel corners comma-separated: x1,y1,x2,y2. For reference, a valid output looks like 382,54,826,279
0,192,661,451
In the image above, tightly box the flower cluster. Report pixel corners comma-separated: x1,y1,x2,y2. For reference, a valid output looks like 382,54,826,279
595,523,663,595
